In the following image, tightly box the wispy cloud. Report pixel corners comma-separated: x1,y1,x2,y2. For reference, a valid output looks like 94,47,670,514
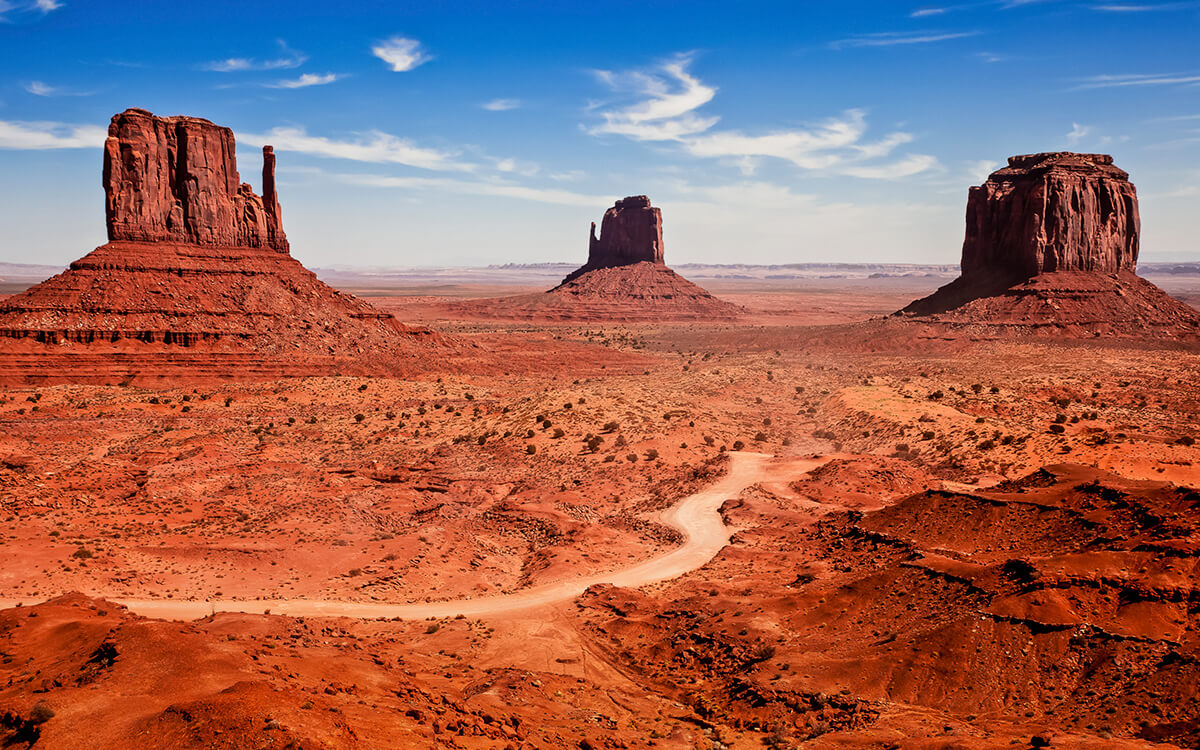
238,126,472,172
331,171,606,207
0,0,63,20
0,120,104,149
966,159,1001,182
23,80,91,97
1090,1,1200,10
266,72,342,89
371,36,431,72
1075,72,1200,89
202,40,306,72
830,30,981,49
482,98,521,111
586,56,937,179
1066,122,1092,144
588,53,718,141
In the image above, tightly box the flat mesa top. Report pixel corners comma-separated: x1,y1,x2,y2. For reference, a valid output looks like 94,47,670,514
114,107,223,130
613,195,653,209
991,152,1129,181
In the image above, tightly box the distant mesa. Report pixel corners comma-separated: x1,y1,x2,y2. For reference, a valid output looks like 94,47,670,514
543,196,741,321
567,195,664,281
0,108,446,385
900,152,1200,336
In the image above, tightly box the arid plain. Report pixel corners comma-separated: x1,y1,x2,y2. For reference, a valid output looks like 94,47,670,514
0,112,1198,750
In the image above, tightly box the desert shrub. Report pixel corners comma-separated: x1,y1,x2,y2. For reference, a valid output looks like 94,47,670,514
29,702,54,725
553,428,565,439
971,384,983,394
354,413,365,423
704,435,714,445
922,431,935,440
754,431,767,442
978,439,995,450
1054,414,1067,424
1049,424,1066,434
477,436,487,445
927,390,944,400
526,444,536,455
732,440,745,451
895,443,910,453
602,421,619,432
645,448,659,460
71,548,94,560
425,623,440,634
626,453,638,463
1178,436,1196,446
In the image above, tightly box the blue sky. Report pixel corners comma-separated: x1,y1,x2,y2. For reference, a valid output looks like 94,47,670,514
1,0,1198,269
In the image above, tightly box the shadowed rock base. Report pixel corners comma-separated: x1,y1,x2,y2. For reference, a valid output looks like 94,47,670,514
0,242,447,385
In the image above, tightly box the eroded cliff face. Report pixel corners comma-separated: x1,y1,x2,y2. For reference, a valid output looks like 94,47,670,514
103,108,288,252
961,152,1138,281
586,195,665,269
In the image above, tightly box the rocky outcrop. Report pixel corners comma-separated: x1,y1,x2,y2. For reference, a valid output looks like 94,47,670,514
103,108,288,252
540,195,739,320
899,152,1199,337
960,153,1138,282
583,196,664,272
0,108,451,384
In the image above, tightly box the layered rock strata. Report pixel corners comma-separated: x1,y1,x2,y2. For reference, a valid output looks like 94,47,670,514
0,108,445,384
901,152,1199,336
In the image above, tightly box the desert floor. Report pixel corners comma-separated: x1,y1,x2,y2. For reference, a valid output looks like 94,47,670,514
1,272,1198,749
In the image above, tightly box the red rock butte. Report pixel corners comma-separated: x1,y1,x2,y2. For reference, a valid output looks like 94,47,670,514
0,108,447,385
545,196,740,321
901,152,1200,336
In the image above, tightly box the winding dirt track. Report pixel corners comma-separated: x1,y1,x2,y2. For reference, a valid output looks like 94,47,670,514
2,452,827,622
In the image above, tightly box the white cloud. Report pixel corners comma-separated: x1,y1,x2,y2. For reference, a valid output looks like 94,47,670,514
0,120,104,149
1076,72,1200,89
587,53,719,141
23,80,91,96
482,98,521,111
237,126,472,172
1091,1,1200,10
266,72,342,89
586,57,937,180
332,171,606,207
840,154,940,179
371,36,430,72
966,159,1001,182
830,30,981,49
1066,122,1092,144
0,0,62,19
203,40,306,72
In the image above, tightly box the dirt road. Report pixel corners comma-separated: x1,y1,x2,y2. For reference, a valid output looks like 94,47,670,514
1,452,827,621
